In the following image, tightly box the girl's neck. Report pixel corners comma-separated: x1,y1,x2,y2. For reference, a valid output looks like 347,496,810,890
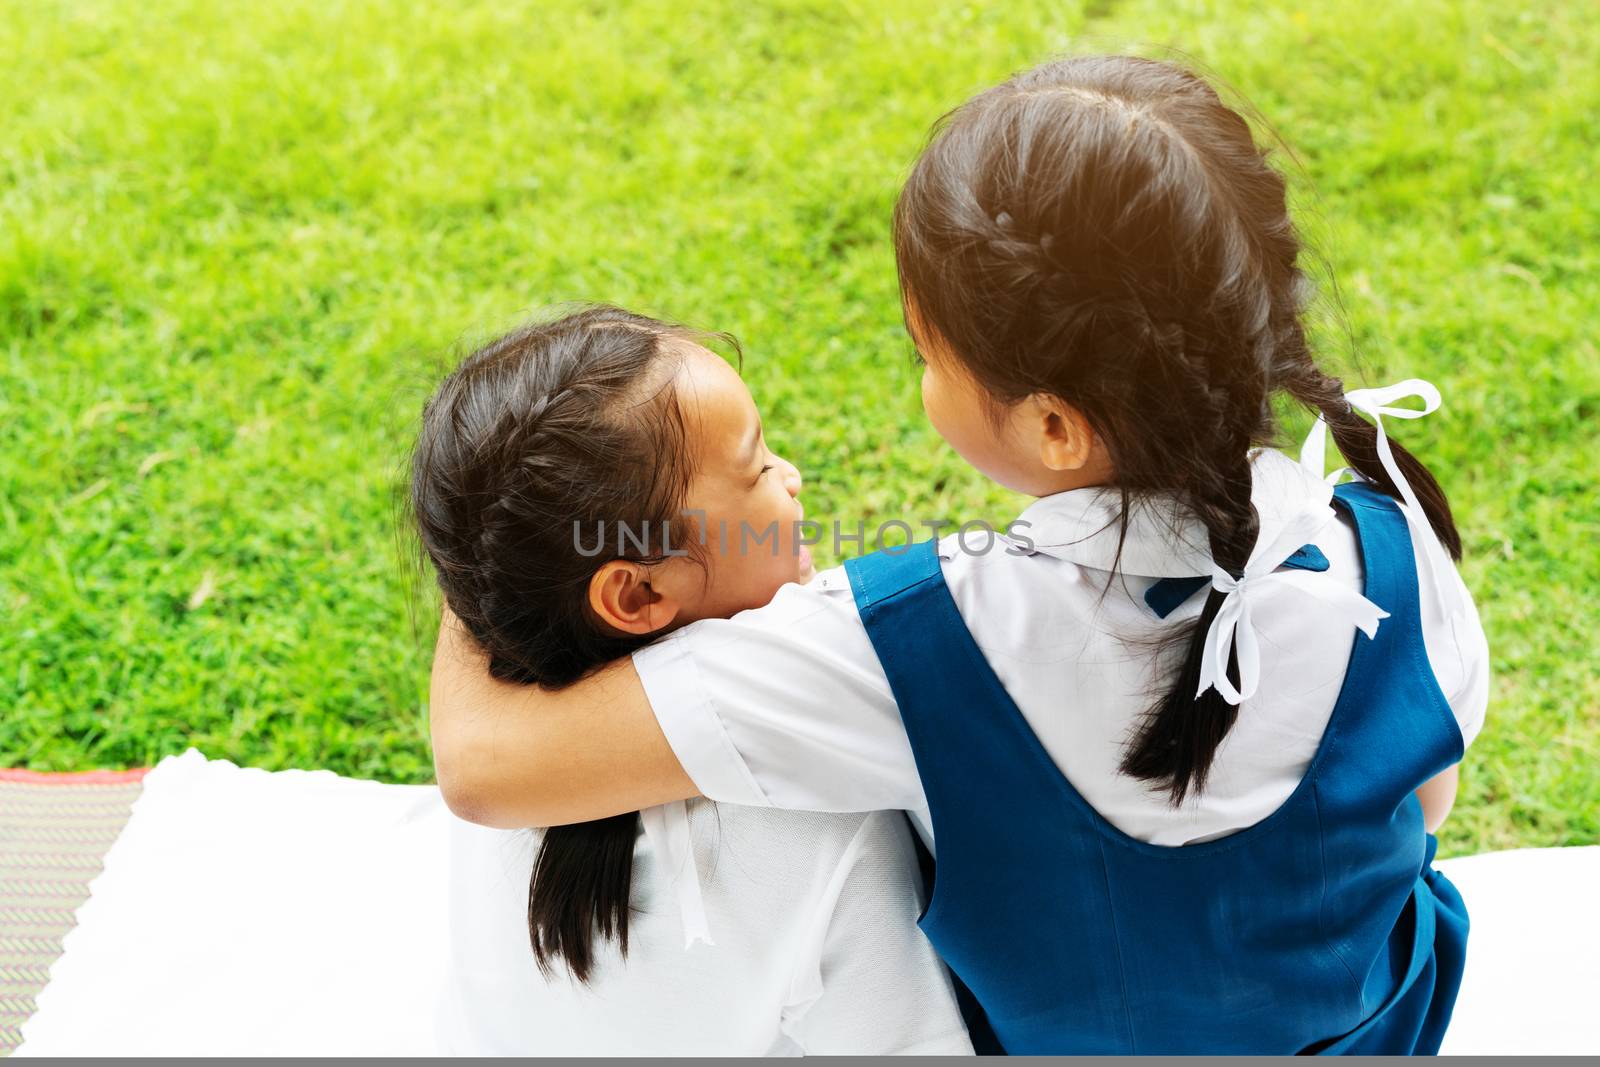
1018,441,1118,499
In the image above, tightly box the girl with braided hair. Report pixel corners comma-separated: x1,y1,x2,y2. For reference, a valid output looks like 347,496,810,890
413,306,971,1054
427,58,1488,1053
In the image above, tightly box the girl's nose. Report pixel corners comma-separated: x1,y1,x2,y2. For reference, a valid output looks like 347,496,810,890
778,456,802,498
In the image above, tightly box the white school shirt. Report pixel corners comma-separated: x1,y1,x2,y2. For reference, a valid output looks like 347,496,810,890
436,801,973,1056
633,448,1490,850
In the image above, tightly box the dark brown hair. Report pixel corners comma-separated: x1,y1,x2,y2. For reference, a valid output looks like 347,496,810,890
411,304,708,980
894,55,1460,802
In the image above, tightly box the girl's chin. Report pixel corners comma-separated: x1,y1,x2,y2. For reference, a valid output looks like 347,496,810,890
797,543,814,578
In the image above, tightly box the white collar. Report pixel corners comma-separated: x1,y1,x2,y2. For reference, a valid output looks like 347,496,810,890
1012,449,1336,578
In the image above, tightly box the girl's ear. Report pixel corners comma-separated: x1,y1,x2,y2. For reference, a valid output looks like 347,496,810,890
588,561,682,636
1031,394,1098,472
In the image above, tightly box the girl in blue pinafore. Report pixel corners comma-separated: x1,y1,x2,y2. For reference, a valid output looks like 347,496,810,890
840,60,1477,1052
429,55,1489,1055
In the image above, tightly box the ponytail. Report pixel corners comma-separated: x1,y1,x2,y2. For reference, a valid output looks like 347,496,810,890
527,816,639,981
412,306,704,982
483,647,642,982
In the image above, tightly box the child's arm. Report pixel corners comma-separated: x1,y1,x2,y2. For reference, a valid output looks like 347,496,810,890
434,578,925,830
429,607,698,828
1415,765,1459,833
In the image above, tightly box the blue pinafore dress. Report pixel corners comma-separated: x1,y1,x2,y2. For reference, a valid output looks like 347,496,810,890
843,482,1469,1054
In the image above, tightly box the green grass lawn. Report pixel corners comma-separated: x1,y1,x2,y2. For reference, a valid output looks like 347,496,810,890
2,0,1595,856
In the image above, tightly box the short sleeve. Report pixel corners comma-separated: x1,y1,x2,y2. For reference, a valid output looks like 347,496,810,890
1440,606,1491,751
779,811,972,1055
1412,522,1492,752
631,568,925,816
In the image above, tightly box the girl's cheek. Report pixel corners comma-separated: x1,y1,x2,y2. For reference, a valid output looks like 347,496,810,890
922,366,963,447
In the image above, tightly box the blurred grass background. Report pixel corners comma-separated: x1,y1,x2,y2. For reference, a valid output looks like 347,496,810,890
1,0,1595,855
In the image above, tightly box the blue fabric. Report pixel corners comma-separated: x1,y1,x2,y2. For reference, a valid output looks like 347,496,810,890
1143,543,1329,619
844,483,1469,1054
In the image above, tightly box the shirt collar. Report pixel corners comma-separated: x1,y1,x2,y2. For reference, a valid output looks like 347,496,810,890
1012,448,1336,578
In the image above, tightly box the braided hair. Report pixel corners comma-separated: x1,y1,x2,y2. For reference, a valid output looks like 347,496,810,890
894,55,1459,802
411,305,712,980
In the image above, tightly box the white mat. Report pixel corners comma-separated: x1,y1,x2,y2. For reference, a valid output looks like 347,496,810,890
14,750,1598,1055
15,750,452,1056
1435,845,1599,1055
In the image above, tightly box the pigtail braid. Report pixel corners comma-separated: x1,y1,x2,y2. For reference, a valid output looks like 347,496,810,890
1281,359,1461,560
1121,342,1264,802
412,305,703,984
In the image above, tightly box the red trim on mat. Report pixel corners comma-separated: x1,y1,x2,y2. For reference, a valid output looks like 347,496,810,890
0,767,150,784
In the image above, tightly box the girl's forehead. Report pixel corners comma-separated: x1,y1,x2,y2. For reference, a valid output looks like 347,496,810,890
673,342,757,444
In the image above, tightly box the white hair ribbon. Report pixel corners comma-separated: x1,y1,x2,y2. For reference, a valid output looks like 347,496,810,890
1198,501,1390,705
638,800,714,949
1299,378,1466,619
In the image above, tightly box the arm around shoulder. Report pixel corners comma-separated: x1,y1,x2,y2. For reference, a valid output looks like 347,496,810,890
429,607,698,828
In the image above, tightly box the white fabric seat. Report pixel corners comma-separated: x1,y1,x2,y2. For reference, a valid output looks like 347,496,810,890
1434,846,1600,1055
15,749,1595,1055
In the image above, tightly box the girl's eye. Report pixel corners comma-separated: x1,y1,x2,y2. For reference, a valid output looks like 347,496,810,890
759,464,775,476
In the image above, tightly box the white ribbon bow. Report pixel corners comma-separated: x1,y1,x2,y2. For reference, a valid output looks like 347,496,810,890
1198,501,1390,705
638,800,714,949
1299,378,1466,619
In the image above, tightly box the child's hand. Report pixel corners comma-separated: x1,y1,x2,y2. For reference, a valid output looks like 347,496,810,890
1415,765,1459,833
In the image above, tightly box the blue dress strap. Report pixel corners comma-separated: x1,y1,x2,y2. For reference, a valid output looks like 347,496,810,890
844,540,943,612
